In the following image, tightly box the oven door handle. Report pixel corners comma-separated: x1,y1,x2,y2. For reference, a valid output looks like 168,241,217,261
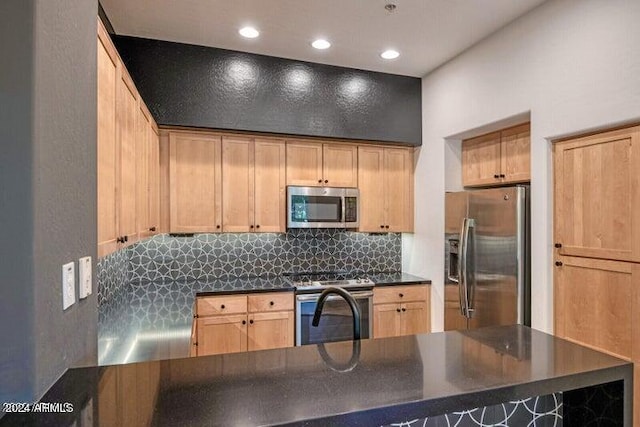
296,291,373,302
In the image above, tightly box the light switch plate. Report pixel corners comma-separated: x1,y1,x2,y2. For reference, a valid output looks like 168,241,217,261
62,262,75,310
79,256,92,299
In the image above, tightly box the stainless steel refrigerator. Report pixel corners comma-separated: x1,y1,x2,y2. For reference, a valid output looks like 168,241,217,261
444,186,530,331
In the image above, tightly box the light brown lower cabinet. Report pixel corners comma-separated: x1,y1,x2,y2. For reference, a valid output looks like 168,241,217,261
554,255,640,425
192,292,294,357
98,361,161,427
372,285,430,339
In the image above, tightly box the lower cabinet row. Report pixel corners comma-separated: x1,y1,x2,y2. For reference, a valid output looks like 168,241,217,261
190,285,431,357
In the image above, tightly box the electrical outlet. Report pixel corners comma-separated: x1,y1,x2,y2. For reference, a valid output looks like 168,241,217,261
62,262,75,310
79,256,92,299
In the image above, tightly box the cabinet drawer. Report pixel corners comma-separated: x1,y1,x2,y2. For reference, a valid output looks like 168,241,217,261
248,292,294,312
197,295,247,316
374,285,428,304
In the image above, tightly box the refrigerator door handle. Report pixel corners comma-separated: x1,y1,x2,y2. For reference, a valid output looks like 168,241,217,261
459,218,475,318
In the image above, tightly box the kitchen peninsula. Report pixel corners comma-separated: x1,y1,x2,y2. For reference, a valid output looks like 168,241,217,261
2,326,632,426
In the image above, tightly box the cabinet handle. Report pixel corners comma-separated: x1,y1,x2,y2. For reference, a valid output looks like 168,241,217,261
250,225,254,229
124,236,128,242
249,319,254,325
399,293,404,298
269,301,274,306
401,308,406,312
555,261,563,267
242,320,246,325
216,225,221,229
256,225,260,229
318,179,322,183
220,304,225,309
396,308,401,313
499,174,505,178
149,226,156,232
494,174,500,179
324,180,328,184
385,225,389,229
380,225,385,229
554,243,562,248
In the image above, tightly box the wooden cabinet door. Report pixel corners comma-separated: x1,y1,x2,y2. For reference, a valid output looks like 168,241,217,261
254,139,286,232
373,304,401,338
222,136,254,232
554,256,637,360
197,315,247,356
462,131,502,187
385,148,414,232
554,126,640,262
286,141,323,186
500,123,530,183
247,311,294,351
169,132,222,232
148,126,160,234
323,143,358,187
116,68,139,245
136,104,151,238
97,28,119,258
400,302,430,336
358,146,386,232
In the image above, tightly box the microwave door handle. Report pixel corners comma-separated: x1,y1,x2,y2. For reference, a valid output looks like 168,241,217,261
341,196,346,227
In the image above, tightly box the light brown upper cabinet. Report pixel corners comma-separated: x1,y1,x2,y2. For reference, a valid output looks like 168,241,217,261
169,132,222,233
253,139,287,232
136,102,160,240
554,125,640,262
462,123,530,187
97,19,159,258
97,21,119,257
222,136,286,233
286,141,358,187
358,146,414,232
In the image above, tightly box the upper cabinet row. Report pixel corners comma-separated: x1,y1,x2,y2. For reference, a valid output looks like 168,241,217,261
97,20,160,258
162,131,415,235
461,123,531,187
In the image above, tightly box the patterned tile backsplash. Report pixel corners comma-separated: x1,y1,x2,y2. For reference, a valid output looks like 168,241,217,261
97,248,130,306
98,230,401,304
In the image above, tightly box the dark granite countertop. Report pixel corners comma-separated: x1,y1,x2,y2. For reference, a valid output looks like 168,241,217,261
97,273,425,365
3,325,632,426
370,271,431,285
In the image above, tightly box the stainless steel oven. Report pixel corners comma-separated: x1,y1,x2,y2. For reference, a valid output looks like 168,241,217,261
295,290,373,346
287,186,359,229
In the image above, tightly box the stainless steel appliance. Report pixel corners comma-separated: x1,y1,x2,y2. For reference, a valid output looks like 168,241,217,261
287,186,359,229
293,274,373,345
444,186,530,331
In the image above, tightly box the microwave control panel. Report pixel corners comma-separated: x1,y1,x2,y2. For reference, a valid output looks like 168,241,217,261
345,197,358,222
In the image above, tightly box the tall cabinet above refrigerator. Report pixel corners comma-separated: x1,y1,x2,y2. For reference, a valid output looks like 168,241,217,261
444,186,530,331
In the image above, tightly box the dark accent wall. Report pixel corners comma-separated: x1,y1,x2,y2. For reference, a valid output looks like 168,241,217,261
0,0,36,406
114,36,422,146
0,0,98,406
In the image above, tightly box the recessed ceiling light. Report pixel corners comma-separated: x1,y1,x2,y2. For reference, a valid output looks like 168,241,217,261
239,27,260,39
380,49,400,60
311,39,331,50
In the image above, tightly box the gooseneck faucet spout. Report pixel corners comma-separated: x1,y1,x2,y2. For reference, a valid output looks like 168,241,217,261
312,287,361,340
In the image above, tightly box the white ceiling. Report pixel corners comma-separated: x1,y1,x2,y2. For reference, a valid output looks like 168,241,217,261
101,0,547,77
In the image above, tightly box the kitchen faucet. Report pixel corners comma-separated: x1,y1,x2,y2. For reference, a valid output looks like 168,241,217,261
312,287,361,340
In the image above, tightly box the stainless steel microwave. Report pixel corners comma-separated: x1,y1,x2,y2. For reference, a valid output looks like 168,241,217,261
287,186,359,229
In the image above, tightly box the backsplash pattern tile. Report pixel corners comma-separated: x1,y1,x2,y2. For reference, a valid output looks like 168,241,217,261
97,248,131,306
128,230,401,283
